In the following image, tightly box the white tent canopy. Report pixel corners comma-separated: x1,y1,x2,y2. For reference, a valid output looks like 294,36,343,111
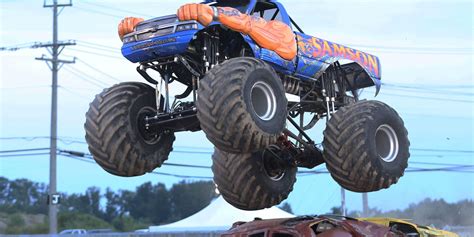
149,196,294,232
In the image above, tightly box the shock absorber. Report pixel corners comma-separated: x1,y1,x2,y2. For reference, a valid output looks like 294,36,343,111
282,76,300,95
202,34,210,72
321,72,331,120
202,32,220,72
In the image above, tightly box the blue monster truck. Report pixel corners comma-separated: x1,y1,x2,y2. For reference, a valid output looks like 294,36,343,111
85,0,410,210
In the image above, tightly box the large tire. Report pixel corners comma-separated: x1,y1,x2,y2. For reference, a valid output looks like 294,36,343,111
85,82,175,177
197,57,287,153
212,147,297,210
322,100,410,192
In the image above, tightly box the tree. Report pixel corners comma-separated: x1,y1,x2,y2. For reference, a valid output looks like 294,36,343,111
169,181,217,222
0,177,48,214
127,182,171,224
329,206,342,215
58,212,111,231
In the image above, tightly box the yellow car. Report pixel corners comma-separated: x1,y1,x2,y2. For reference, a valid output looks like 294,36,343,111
359,217,459,237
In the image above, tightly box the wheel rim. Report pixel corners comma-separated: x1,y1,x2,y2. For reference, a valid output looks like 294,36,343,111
375,124,399,162
251,81,277,121
261,147,286,181
137,107,160,145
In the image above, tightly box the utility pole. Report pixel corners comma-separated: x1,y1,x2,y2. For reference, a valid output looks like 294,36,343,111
35,0,75,234
340,187,346,216
362,193,369,216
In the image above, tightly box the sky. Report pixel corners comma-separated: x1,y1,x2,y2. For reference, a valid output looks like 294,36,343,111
0,0,473,217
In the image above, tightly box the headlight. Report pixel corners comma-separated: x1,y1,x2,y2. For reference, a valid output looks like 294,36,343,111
123,36,135,43
176,23,198,32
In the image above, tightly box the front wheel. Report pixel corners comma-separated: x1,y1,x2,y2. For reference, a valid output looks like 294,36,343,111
197,57,287,154
212,147,297,210
322,100,410,192
85,82,175,177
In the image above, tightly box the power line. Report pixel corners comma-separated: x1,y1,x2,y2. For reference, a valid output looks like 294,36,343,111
0,85,51,90
382,83,474,97
2,137,473,155
76,40,120,51
380,92,473,103
0,148,50,153
62,66,109,88
78,1,154,18
1,147,472,175
76,44,119,54
58,153,214,179
0,42,41,51
58,86,91,100
76,58,123,83
411,148,474,154
410,161,474,166
73,6,124,19
67,48,123,60
0,152,51,158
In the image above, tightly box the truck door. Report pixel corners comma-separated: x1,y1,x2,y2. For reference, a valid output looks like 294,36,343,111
250,1,296,73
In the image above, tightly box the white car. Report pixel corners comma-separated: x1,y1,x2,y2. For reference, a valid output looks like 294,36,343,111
59,229,87,235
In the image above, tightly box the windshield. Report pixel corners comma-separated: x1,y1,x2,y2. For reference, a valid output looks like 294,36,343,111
209,0,251,13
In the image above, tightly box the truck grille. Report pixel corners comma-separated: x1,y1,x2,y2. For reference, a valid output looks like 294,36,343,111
136,27,174,41
135,15,178,32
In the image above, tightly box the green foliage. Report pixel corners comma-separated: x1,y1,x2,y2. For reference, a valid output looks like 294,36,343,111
127,182,171,224
329,206,342,215
0,177,218,233
1,176,472,233
0,177,48,214
169,181,217,221
58,212,111,231
3,213,48,234
111,215,150,232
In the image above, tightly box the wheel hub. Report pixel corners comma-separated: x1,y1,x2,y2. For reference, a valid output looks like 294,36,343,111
251,81,277,121
375,124,399,162
137,107,160,145
262,146,288,181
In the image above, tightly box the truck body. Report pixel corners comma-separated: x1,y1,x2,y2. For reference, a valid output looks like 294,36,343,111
120,0,381,94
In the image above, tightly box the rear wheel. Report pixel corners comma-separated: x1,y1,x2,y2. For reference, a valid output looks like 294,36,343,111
85,82,175,177
212,147,297,210
197,57,287,153
322,100,410,192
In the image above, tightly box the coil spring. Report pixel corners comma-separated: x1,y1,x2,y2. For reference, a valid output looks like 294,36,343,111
282,77,300,95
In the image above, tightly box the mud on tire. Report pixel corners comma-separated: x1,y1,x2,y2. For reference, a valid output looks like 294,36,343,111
85,82,175,177
323,100,410,192
197,57,287,153
212,148,297,210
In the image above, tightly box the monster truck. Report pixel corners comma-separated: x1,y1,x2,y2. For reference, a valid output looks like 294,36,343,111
85,0,410,210
221,215,403,237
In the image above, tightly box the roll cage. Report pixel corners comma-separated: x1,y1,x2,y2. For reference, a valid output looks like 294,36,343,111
204,0,305,33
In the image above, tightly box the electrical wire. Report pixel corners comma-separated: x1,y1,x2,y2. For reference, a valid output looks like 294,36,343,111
380,92,473,103
2,138,473,155
76,58,123,83
78,1,154,18
58,153,214,179
0,148,50,153
76,40,120,51
67,48,123,60
411,148,474,154
63,66,109,88
0,152,51,158
73,6,124,19
76,44,120,54
59,86,91,100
